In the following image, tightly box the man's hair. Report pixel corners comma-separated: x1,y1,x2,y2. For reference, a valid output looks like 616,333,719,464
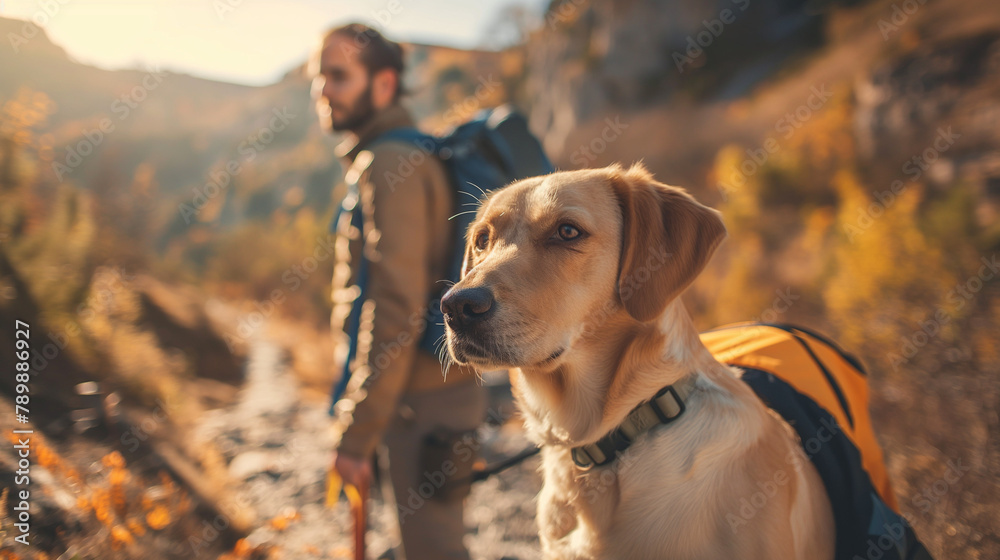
323,23,406,102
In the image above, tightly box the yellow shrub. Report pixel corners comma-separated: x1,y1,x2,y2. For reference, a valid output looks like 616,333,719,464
823,170,958,360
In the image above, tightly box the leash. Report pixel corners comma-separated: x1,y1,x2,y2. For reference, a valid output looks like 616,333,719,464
469,445,540,483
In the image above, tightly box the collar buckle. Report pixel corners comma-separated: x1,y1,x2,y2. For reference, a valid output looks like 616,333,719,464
569,376,697,471
649,384,687,424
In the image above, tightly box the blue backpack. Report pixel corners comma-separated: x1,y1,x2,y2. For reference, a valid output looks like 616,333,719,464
330,105,553,412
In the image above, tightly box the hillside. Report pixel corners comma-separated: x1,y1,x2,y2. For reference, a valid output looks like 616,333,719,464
0,19,519,303
2,1,999,558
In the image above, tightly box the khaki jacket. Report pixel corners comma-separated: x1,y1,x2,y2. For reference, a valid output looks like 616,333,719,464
331,104,476,459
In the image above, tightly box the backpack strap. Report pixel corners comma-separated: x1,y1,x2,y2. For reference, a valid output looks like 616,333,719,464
329,165,371,412
372,127,439,154
328,129,440,414
367,128,452,358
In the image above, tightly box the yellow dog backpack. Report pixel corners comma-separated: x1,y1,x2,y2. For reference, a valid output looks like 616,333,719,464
701,323,933,560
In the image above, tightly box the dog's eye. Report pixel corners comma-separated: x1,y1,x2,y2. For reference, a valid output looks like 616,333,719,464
474,231,489,252
557,224,581,240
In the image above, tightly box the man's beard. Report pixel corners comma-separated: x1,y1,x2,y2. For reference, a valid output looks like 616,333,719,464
330,80,376,133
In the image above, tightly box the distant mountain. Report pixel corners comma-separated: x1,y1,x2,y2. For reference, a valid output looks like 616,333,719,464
4,0,998,271
0,17,518,271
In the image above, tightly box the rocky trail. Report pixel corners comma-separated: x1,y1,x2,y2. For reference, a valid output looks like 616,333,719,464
199,341,543,560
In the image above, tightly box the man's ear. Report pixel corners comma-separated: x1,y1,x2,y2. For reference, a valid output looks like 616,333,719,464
611,163,727,322
371,68,397,109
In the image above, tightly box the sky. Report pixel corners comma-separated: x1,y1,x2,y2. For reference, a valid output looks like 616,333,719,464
0,0,547,85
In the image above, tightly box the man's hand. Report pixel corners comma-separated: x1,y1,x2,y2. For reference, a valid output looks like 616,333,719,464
333,451,372,489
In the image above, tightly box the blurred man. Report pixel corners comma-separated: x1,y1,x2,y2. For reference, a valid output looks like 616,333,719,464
311,23,486,560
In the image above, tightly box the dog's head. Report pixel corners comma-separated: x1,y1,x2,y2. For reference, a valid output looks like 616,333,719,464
442,163,726,372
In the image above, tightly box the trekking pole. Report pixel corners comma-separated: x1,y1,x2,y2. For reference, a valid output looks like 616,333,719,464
325,468,368,560
351,475,368,560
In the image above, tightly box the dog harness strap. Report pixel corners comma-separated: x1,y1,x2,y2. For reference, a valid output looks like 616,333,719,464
572,375,698,469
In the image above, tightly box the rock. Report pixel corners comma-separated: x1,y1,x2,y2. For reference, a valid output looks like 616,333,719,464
228,451,276,480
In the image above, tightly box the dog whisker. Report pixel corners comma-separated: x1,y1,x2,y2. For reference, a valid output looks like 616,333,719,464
449,210,479,221
456,189,485,204
465,181,489,199
434,333,457,381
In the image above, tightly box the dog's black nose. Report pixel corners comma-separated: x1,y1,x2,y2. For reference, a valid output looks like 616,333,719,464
441,287,495,330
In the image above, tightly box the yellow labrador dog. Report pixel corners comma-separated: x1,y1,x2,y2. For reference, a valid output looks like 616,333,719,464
441,164,834,559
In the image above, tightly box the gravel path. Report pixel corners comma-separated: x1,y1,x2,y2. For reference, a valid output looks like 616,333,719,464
198,342,542,560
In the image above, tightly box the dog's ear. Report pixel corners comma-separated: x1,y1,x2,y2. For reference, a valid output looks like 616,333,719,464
611,164,727,322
